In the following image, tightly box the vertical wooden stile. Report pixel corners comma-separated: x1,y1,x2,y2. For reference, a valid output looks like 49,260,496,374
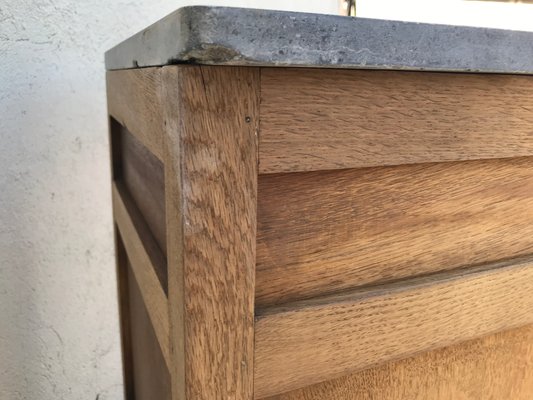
113,232,135,399
162,65,260,400
108,112,135,400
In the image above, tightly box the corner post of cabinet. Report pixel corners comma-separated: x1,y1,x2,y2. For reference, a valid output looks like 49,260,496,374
161,65,260,400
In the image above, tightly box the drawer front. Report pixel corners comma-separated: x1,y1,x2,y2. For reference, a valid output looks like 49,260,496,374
257,157,533,307
254,67,533,398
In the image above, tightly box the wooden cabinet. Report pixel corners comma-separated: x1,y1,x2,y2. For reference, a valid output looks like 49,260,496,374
106,7,533,399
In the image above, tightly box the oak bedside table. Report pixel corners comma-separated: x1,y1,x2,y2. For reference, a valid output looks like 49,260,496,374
105,7,533,400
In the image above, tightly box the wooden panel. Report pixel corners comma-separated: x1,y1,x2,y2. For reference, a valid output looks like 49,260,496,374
118,122,166,257
107,68,164,161
112,121,167,292
162,65,259,400
254,258,533,398
259,68,533,173
113,231,134,400
128,259,172,400
263,325,533,400
257,157,533,307
112,182,170,369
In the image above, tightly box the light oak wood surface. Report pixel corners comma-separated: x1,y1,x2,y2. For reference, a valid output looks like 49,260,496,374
263,325,533,400
107,68,164,161
259,68,533,173
254,258,533,398
257,157,533,307
162,65,260,400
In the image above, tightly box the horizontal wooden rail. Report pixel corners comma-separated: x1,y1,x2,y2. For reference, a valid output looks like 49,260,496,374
259,68,533,174
256,157,533,307
107,68,164,161
262,325,533,400
254,257,533,398
112,182,170,369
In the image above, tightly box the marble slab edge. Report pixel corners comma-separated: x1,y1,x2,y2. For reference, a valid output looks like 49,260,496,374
105,6,533,74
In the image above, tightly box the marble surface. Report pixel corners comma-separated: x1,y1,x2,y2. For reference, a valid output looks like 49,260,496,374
105,6,533,74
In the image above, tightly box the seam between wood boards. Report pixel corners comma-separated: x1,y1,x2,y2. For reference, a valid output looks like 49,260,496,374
255,253,533,317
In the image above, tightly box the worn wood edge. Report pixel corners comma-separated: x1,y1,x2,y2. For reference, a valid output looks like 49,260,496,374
161,65,186,400
107,69,164,161
253,256,533,398
112,182,171,370
162,65,260,400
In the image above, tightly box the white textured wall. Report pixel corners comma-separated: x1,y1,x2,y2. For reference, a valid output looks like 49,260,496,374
0,1,337,400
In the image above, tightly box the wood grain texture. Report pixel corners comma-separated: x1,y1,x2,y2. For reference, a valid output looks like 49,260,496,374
262,325,533,400
259,68,533,173
162,65,259,400
128,259,172,400
118,123,166,256
257,157,533,307
107,68,164,161
162,66,186,400
254,258,533,398
113,231,134,400
113,121,167,292
112,182,170,370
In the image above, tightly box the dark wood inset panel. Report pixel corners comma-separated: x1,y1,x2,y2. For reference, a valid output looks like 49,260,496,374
257,157,533,307
128,259,171,400
262,325,533,400
111,119,167,293
118,122,166,255
259,68,533,174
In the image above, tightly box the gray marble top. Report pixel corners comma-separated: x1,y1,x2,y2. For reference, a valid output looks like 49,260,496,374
105,6,533,74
